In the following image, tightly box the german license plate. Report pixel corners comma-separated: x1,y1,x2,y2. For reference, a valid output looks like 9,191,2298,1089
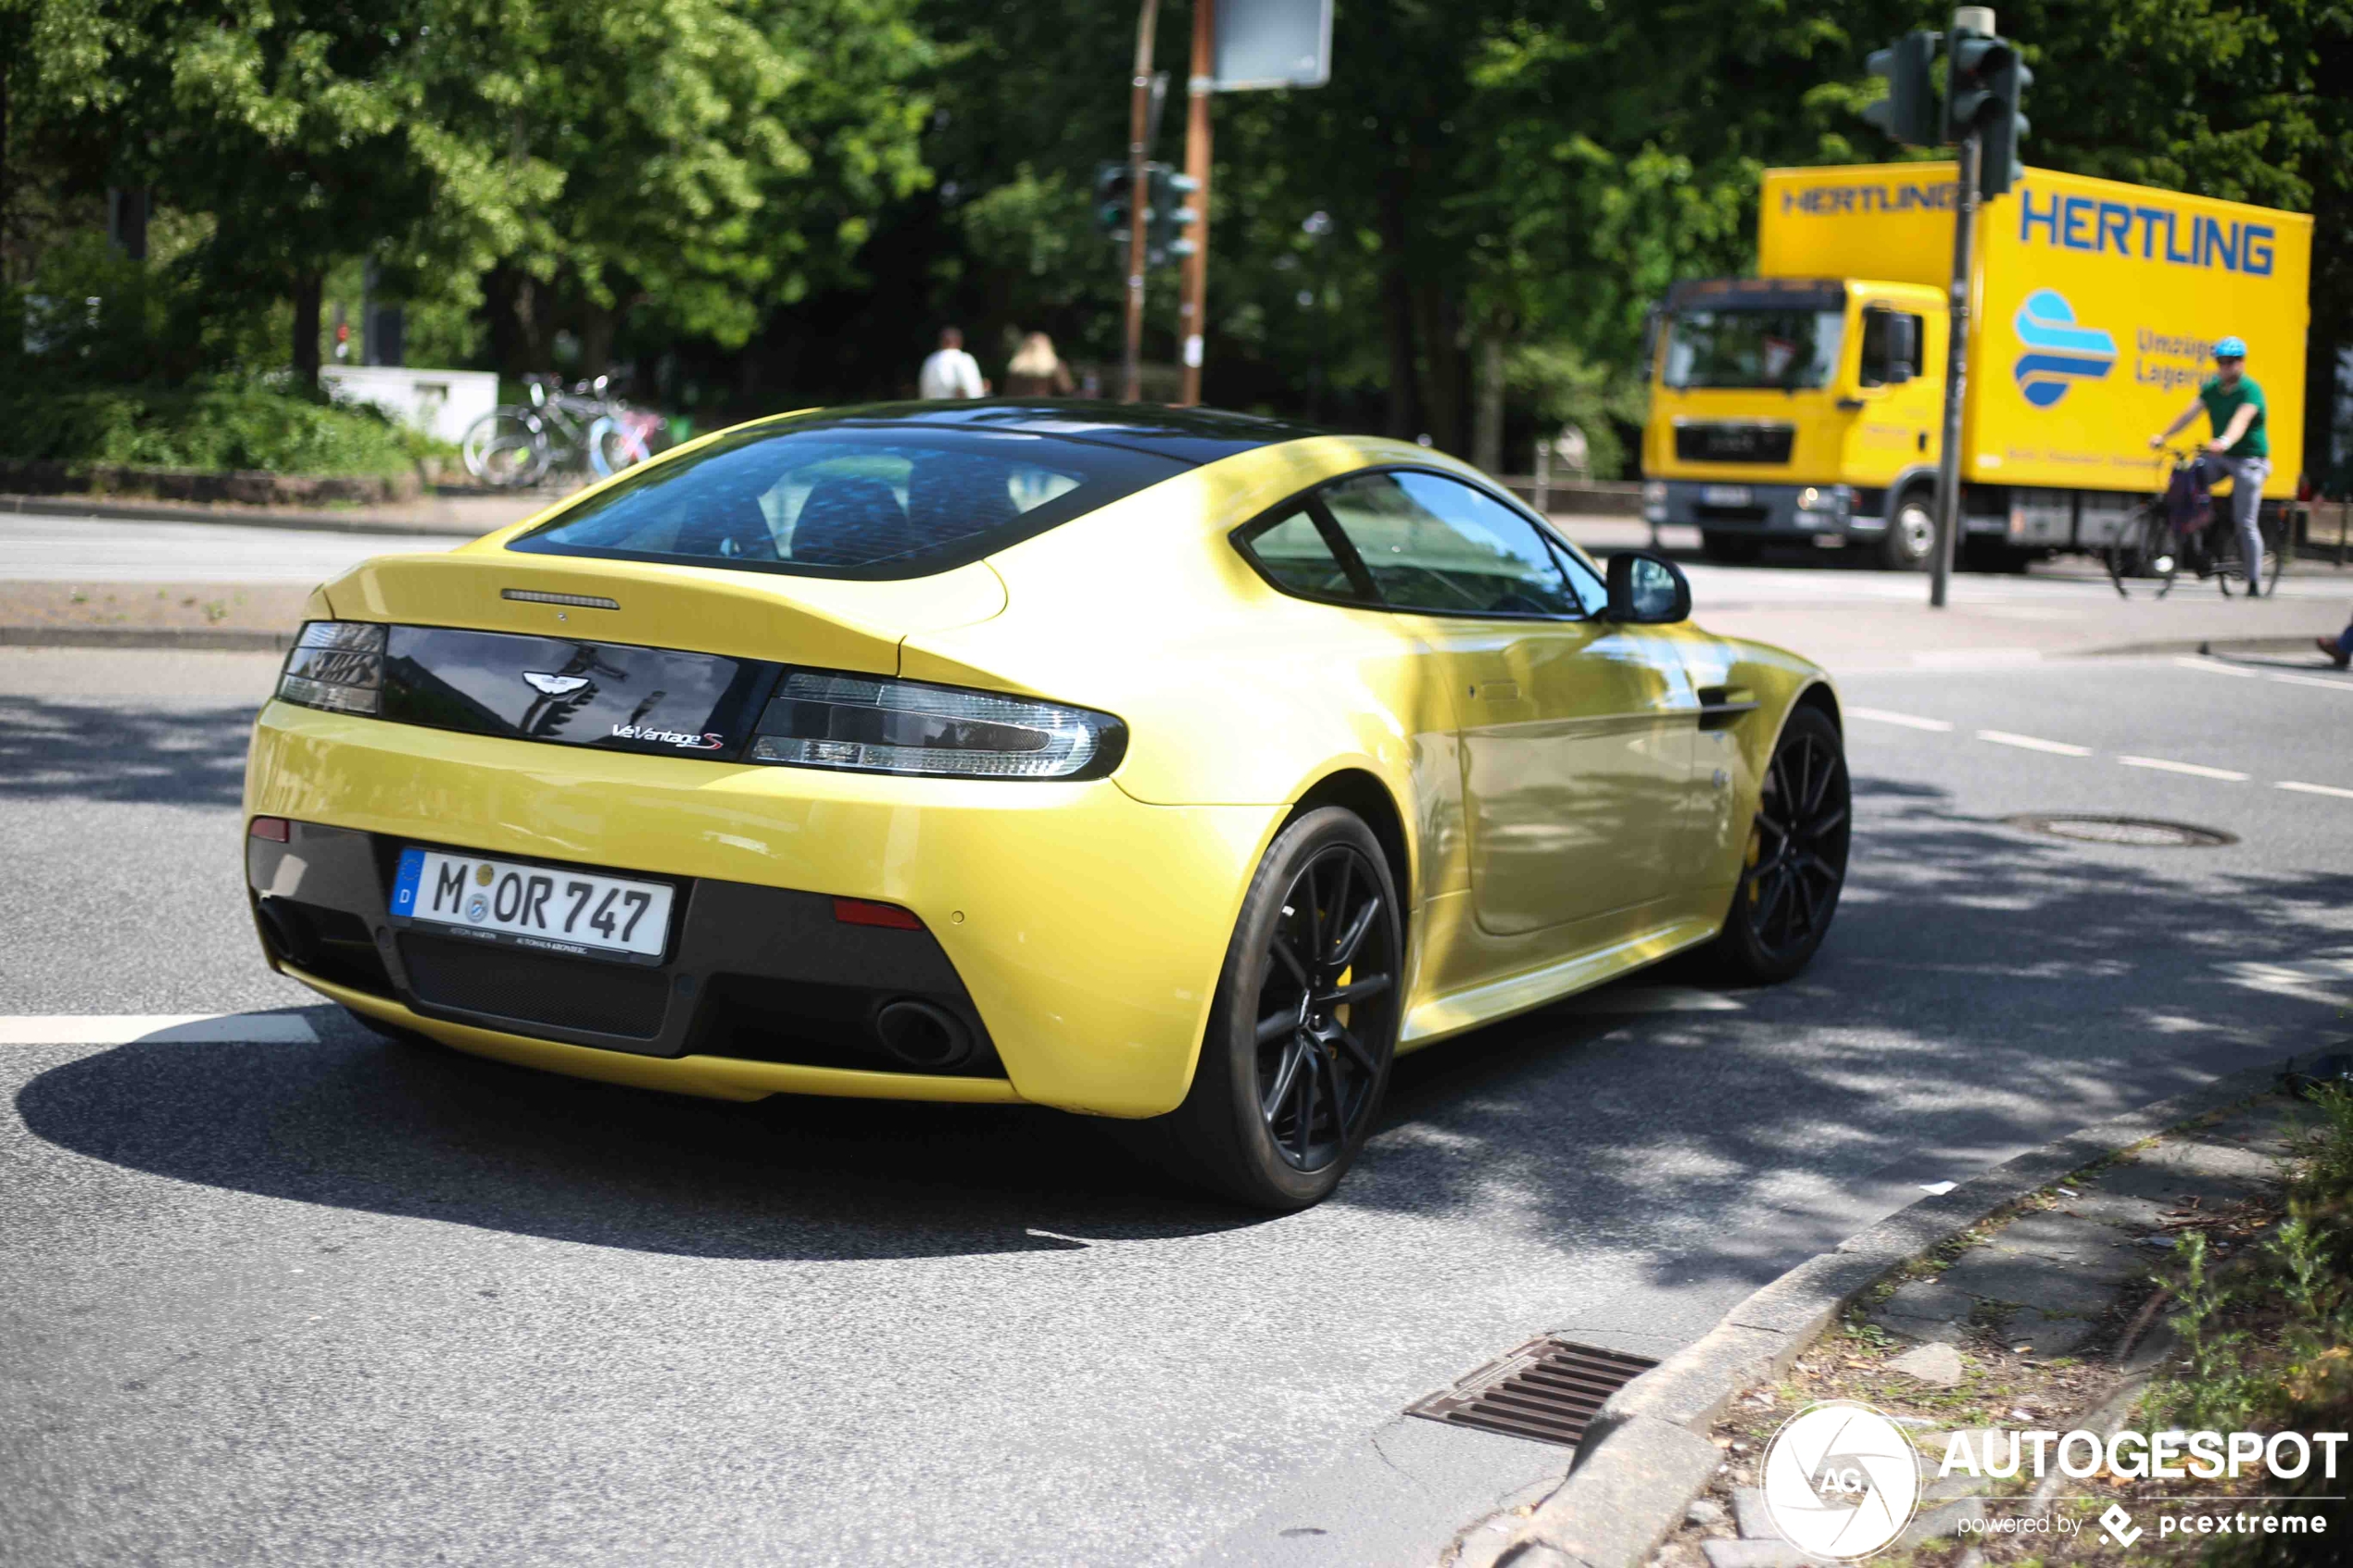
1702,484,1753,507
390,847,673,960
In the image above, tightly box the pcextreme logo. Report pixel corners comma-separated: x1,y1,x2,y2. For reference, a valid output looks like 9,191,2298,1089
2012,288,2119,408
1760,1400,1921,1560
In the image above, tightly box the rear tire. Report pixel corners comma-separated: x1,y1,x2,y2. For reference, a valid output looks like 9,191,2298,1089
1709,706,1850,985
1879,489,1936,571
1131,807,1403,1210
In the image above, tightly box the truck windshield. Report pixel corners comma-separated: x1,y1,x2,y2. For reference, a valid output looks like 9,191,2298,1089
1662,308,1845,391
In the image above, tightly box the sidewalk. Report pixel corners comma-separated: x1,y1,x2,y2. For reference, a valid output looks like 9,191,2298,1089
0,483,569,538
1452,1061,2326,1568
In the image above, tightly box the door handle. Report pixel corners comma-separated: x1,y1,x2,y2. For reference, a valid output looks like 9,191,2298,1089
1835,397,1866,412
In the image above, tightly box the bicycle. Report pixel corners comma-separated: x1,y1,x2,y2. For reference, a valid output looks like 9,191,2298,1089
461,373,659,488
2104,447,2286,598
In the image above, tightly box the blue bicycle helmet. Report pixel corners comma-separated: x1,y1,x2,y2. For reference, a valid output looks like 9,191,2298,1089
2213,335,2247,359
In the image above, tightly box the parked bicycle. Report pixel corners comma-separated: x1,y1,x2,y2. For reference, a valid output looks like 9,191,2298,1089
461,373,662,489
2104,446,2286,599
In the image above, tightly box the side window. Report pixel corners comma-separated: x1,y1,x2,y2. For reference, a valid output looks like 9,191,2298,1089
1858,308,1923,388
1235,506,1375,604
1551,540,1607,612
1319,471,1582,618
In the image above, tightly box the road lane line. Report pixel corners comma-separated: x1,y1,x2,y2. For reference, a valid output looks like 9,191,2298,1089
1976,730,2093,757
0,1014,319,1045
1846,707,1956,732
2173,657,2260,678
2269,672,2353,692
2118,756,2251,782
2279,781,2353,800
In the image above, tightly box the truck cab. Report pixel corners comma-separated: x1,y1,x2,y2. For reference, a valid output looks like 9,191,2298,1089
1642,277,1949,568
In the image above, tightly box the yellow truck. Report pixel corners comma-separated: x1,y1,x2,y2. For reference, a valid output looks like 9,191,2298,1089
1641,161,2312,569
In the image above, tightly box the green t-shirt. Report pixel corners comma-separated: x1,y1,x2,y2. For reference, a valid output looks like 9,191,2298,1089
2198,374,2268,458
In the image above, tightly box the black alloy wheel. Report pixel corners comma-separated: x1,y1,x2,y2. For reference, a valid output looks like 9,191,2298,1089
1139,807,1403,1210
1711,706,1850,983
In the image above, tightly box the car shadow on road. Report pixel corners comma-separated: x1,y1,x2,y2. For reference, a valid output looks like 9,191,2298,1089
14,1009,1254,1262
1348,769,2353,1310
0,698,257,808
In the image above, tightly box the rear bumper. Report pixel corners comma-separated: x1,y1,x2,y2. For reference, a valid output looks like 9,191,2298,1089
245,700,1283,1116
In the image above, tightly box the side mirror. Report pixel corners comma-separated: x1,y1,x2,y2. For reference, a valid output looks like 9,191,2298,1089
1605,551,1692,624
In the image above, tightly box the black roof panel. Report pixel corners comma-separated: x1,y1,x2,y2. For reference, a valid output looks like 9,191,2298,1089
771,399,1330,466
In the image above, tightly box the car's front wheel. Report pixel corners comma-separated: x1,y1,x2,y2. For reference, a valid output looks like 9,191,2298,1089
1710,705,1850,984
1142,807,1403,1210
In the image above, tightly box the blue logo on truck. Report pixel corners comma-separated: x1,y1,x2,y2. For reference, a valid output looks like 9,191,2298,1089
2012,289,2117,408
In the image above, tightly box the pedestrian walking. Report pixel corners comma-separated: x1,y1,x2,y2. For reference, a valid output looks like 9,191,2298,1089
1002,332,1076,398
2149,335,2272,597
918,327,988,401
2318,616,2353,671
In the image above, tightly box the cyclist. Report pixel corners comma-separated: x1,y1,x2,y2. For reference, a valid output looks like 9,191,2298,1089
2149,336,2271,597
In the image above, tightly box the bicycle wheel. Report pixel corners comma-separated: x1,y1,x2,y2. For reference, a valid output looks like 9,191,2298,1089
2107,508,2174,598
462,409,550,488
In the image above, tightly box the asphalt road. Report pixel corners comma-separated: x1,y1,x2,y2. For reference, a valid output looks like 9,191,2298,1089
3,644,2349,1567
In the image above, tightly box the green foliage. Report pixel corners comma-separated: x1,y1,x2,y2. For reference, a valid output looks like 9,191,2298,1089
0,377,429,475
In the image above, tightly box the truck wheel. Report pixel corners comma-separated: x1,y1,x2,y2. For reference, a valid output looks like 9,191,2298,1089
1880,490,1936,571
1701,531,1763,565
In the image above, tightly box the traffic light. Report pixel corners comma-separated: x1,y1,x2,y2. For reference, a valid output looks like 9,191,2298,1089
1946,27,2031,196
1094,161,1137,237
1149,167,1200,262
1976,43,2032,198
1861,31,1941,147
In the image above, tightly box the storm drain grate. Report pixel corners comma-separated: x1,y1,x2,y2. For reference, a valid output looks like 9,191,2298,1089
1404,1337,1657,1448
2007,813,2237,848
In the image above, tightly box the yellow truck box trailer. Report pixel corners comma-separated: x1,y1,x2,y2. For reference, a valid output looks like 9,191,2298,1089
1641,161,2312,568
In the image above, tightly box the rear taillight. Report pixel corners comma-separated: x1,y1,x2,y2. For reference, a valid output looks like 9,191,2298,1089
277,621,385,715
748,671,1124,781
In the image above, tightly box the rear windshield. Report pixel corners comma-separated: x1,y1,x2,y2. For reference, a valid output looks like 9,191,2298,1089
509,420,1189,580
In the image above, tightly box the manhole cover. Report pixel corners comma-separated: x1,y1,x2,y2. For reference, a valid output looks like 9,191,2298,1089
2007,814,2236,848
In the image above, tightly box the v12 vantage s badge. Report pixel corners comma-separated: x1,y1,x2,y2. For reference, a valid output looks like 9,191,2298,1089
608,722,725,750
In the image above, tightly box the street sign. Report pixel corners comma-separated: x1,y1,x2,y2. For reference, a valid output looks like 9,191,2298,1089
1213,0,1332,90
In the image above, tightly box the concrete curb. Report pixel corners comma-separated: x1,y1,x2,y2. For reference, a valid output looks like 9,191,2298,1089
2076,634,2345,660
1,624,294,653
1484,1048,2312,1568
0,491,522,537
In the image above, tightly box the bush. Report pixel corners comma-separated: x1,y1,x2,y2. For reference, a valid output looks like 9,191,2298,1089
0,376,434,477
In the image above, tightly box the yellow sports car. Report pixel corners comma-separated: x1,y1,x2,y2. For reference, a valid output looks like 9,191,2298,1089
245,402,1847,1208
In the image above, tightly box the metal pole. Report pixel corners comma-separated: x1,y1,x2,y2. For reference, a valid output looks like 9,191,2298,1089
1533,436,1551,520
1931,131,1980,608
1176,0,1214,407
1121,0,1160,403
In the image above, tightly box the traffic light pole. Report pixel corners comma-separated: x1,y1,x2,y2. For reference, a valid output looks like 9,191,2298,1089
1121,0,1161,403
1176,0,1214,406
1931,130,1981,608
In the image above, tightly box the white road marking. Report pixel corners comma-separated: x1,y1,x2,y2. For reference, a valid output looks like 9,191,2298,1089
2118,756,2250,782
1976,730,2093,757
0,1013,319,1045
1846,707,1956,732
2172,657,2259,678
2269,672,2353,692
2279,780,2353,800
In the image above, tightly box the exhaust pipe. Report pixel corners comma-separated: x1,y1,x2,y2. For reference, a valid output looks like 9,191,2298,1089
254,897,317,968
872,998,975,1071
